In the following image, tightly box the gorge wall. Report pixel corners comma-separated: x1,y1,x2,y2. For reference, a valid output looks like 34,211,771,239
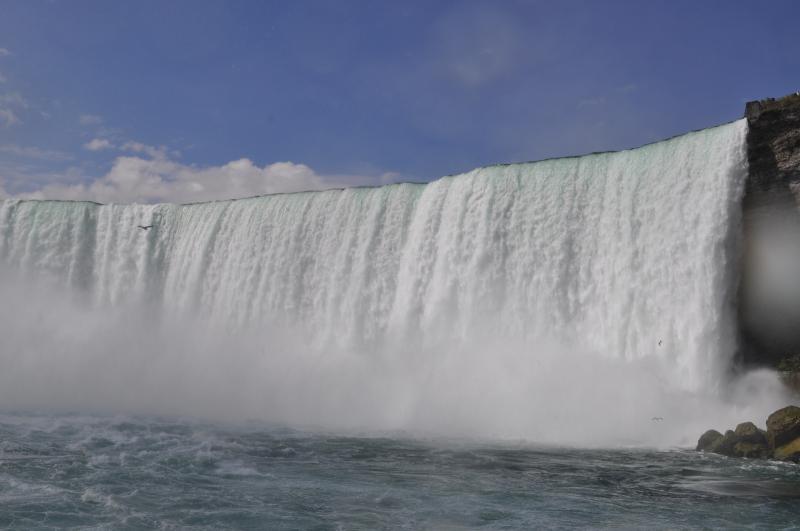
740,93,800,365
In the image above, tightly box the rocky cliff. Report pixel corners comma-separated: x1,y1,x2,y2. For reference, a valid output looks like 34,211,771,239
745,94,800,192
740,93,800,366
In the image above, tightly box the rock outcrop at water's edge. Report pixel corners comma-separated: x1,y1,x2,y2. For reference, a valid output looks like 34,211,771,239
697,405,800,462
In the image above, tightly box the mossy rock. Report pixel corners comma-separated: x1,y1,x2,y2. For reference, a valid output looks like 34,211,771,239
734,422,768,445
713,430,740,457
766,406,800,448
697,429,723,452
773,438,800,462
732,441,770,458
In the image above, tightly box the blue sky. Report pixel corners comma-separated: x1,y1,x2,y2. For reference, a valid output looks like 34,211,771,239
0,0,798,202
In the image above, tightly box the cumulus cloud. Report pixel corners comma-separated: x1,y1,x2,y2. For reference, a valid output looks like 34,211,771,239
121,140,166,159
0,48,10,57
17,155,347,204
4,130,395,204
78,114,103,126
83,138,113,151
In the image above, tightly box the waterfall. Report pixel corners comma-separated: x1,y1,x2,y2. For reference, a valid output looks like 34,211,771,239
1,119,772,443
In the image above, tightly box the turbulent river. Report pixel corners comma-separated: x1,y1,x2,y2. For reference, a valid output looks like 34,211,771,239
2,413,800,529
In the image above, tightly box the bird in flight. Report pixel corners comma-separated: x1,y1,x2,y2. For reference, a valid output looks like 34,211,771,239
138,225,153,231
651,417,664,422
658,340,662,346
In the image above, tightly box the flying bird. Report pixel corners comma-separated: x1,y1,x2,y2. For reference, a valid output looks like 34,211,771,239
658,340,662,346
651,417,664,422
138,225,153,231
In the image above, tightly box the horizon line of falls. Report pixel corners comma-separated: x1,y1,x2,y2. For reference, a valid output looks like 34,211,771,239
0,118,785,445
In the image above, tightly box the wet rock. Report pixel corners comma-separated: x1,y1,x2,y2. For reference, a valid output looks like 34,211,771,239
766,406,800,448
773,438,800,462
734,422,768,445
732,441,770,458
696,429,723,452
698,404,800,461
713,430,740,457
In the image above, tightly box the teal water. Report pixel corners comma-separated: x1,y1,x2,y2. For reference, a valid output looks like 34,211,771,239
1,413,799,529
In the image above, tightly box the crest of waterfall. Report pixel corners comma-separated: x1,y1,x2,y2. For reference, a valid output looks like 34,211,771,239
0,120,748,395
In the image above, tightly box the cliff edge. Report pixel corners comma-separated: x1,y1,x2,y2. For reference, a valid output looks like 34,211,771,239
740,92,800,366
745,93,800,193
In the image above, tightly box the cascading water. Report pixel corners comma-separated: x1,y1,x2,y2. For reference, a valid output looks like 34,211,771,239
0,119,786,444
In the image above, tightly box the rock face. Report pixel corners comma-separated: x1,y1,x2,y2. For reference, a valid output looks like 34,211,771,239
773,439,800,462
745,94,800,192
696,429,723,452
766,406,800,448
733,422,770,458
740,93,800,366
697,405,800,461
714,430,741,456
734,421,767,444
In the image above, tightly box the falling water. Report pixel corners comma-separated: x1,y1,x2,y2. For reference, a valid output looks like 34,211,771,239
0,119,784,444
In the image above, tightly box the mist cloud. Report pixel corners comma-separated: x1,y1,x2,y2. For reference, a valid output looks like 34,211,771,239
0,265,789,446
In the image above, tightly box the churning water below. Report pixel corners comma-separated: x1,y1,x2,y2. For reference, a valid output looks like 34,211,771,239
1,413,800,530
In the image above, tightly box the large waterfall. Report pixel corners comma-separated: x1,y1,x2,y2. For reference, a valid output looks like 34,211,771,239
0,119,785,444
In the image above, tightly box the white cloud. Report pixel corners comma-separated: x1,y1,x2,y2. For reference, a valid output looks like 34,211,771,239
0,48,10,57
0,144,73,161
0,108,19,126
121,140,166,159
16,155,348,204
0,72,6,83
79,114,103,126
4,129,394,204
83,138,113,151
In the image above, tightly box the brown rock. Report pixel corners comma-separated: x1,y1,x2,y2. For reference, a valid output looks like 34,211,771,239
773,438,800,462
696,429,723,452
766,406,800,448
732,441,770,458
734,422,768,445
713,430,740,457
